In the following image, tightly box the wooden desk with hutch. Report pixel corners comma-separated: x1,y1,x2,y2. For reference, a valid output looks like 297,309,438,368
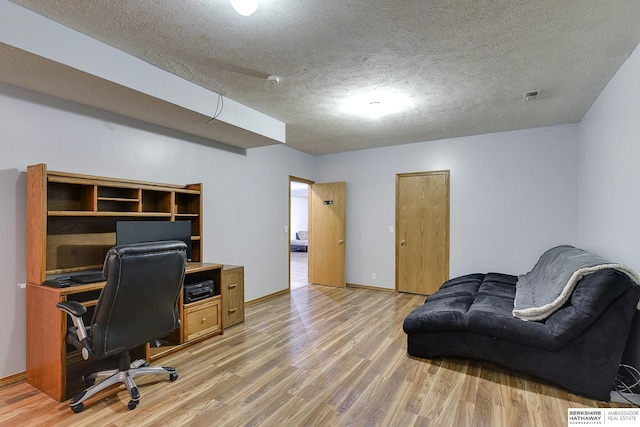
25,164,224,401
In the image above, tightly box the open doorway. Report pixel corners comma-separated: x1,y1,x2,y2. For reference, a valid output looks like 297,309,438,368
289,177,312,290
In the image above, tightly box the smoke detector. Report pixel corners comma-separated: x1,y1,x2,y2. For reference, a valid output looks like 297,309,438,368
523,90,540,101
267,75,280,84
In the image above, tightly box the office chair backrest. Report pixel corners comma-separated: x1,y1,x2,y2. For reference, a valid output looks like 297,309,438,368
90,241,187,358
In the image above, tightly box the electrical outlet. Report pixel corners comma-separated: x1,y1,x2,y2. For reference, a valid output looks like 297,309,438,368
372,273,377,280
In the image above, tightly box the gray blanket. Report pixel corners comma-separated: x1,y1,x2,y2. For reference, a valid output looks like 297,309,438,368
513,245,640,321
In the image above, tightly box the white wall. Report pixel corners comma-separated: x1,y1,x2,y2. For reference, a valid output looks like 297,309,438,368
315,125,580,289
0,167,26,379
577,44,640,271
577,43,640,369
0,82,314,378
290,195,309,239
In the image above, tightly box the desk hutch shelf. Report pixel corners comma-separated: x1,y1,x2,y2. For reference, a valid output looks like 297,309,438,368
25,164,223,402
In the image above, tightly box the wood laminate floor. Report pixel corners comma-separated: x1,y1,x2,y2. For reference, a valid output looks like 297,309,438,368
290,251,308,290
0,285,629,426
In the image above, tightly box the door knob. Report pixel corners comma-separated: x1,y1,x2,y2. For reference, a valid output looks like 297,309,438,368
400,240,406,246
338,240,344,244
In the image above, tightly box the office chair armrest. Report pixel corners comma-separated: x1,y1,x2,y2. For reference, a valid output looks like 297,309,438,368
56,301,87,317
56,301,94,360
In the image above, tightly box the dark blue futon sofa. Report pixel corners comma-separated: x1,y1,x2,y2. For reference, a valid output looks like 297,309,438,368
403,246,640,400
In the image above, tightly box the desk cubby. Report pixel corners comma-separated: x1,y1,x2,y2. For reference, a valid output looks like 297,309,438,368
28,164,203,283
149,263,223,360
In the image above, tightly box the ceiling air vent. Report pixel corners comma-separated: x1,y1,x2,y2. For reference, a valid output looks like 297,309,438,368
523,90,540,101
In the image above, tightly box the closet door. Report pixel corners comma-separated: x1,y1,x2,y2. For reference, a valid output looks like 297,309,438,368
396,171,449,295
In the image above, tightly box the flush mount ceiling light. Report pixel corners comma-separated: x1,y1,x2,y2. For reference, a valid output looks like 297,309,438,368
341,91,412,119
231,0,259,16
367,101,382,118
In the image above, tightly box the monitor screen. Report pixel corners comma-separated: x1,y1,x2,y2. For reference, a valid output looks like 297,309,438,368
116,220,192,261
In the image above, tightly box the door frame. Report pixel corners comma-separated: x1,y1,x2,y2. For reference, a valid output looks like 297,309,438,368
289,176,314,291
395,170,450,293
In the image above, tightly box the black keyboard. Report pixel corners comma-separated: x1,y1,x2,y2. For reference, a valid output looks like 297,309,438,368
70,272,106,284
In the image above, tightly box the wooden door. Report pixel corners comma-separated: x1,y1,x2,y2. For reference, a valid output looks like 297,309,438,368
396,171,449,295
309,182,346,287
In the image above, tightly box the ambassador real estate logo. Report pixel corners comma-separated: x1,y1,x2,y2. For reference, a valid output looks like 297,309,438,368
568,409,639,426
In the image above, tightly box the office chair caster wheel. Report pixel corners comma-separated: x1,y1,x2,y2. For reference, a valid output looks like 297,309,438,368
127,400,138,410
169,372,178,382
71,403,84,413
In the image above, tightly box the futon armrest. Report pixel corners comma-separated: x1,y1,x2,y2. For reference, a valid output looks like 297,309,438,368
56,301,87,317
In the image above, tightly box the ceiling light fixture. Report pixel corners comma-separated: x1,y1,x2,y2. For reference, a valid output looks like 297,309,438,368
231,0,259,16
341,91,412,119
368,101,382,118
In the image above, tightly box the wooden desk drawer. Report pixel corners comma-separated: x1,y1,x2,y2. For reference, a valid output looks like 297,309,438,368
223,266,244,327
184,297,221,341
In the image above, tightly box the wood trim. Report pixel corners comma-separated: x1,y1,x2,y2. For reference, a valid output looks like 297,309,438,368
289,176,314,186
246,289,289,306
0,371,25,388
191,183,203,257
27,164,47,284
346,283,395,292
47,169,189,191
288,176,314,291
187,262,224,273
26,283,67,401
47,211,172,217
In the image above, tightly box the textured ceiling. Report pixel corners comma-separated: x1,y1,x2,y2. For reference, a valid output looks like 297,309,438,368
6,0,640,155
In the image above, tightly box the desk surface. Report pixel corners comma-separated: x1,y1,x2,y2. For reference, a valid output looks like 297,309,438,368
30,262,223,296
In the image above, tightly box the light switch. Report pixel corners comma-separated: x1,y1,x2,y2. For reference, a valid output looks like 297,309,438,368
389,225,394,233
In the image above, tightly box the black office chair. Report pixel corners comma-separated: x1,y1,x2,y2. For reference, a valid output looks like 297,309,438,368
56,241,187,413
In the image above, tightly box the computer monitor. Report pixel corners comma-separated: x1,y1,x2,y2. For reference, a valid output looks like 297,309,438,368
116,220,193,261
